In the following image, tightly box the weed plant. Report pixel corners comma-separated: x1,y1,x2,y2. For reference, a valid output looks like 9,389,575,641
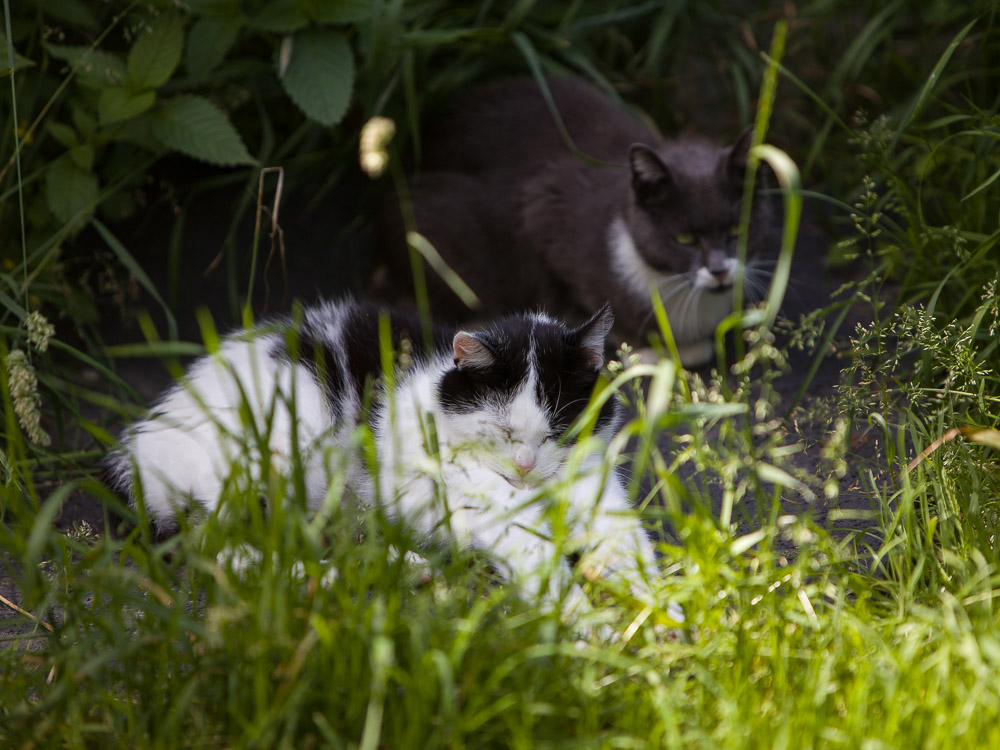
2,1,1000,748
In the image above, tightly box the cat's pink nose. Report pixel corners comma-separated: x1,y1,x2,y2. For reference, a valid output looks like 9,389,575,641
512,445,537,474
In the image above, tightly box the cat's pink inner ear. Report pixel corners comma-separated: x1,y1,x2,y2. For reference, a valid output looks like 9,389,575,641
453,332,495,369
578,305,614,369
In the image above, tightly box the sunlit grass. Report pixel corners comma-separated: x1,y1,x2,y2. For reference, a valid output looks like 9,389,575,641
2,0,1000,747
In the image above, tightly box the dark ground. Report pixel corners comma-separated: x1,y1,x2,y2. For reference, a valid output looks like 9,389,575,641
1,173,888,640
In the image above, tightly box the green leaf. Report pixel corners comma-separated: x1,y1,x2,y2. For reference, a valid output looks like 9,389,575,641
41,0,99,31
98,87,157,125
69,144,95,171
185,16,243,76
46,122,79,148
150,95,256,166
1,32,36,73
249,0,309,32
72,106,97,138
127,12,185,90
185,0,242,15
46,156,98,227
301,0,372,23
45,43,126,87
278,29,354,127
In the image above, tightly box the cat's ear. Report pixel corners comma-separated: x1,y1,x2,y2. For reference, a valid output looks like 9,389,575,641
629,144,672,204
724,126,755,185
575,303,615,370
453,332,495,370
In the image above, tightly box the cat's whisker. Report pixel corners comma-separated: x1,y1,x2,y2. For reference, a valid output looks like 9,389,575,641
654,279,690,305
739,267,772,304
659,275,692,299
552,397,591,423
679,285,700,343
639,276,691,336
740,274,765,304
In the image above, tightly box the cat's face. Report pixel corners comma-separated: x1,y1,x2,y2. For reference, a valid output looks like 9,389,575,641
624,130,770,295
436,307,619,488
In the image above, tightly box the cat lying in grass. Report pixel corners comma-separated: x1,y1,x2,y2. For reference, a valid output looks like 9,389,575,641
105,299,674,620
377,75,773,367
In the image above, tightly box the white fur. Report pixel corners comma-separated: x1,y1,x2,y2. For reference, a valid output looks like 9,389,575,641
124,335,341,523
373,355,655,606
115,319,658,614
608,216,739,365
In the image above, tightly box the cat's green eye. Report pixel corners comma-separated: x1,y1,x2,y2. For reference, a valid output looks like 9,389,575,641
674,232,696,246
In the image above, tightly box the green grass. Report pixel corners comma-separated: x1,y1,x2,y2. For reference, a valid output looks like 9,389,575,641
3,1,1000,747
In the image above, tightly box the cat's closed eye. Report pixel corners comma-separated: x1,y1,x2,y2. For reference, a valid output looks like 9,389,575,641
674,232,697,246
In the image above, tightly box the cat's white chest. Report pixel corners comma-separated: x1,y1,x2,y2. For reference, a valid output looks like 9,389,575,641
608,216,736,360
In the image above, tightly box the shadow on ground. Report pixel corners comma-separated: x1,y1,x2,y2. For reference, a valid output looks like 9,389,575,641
2,179,892,639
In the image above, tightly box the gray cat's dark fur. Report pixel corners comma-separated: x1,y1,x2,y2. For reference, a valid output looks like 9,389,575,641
377,75,773,365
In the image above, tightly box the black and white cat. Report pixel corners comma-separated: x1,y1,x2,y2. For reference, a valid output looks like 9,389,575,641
377,75,773,366
104,299,661,613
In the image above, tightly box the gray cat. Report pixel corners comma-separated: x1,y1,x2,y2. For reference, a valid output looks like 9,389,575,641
377,75,773,366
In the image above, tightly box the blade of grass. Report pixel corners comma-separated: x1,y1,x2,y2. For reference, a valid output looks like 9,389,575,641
91,217,178,341
889,18,978,152
511,31,619,168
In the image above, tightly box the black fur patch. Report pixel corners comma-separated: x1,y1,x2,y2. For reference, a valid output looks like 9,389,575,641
438,315,617,441
533,322,617,438
274,300,453,416
438,317,532,414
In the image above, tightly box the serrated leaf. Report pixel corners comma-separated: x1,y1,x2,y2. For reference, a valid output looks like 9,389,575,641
111,115,165,153
69,144,95,171
47,122,79,148
45,43,126,87
46,156,98,227
72,106,97,137
249,0,309,32
301,0,372,23
185,16,243,76
127,12,185,90
278,29,354,127
98,87,156,125
150,95,256,166
1,32,36,73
